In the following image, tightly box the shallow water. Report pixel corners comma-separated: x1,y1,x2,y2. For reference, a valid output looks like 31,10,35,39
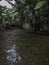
0,29,49,65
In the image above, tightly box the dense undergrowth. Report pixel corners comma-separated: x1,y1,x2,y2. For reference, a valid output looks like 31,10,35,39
0,0,49,32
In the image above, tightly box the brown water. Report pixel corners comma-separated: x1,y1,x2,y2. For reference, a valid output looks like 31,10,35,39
0,29,49,65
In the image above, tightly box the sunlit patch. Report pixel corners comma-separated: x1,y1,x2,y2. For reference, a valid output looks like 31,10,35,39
0,0,15,8
6,44,21,64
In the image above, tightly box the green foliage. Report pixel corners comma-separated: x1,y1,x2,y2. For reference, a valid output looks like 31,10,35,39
0,0,49,31
34,1,47,10
0,4,20,30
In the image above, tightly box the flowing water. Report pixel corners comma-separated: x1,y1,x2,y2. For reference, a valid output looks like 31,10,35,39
0,29,49,65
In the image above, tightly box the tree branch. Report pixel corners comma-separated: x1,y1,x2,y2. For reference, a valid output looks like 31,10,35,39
5,0,15,6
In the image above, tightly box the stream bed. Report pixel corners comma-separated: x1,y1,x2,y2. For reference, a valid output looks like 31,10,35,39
0,29,49,65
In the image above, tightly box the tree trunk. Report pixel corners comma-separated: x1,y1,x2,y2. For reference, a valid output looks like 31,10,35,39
32,16,36,33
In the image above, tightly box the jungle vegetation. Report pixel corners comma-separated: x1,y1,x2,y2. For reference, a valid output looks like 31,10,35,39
0,0,49,32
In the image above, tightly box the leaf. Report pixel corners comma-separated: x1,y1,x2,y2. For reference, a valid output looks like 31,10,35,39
10,12,18,17
34,1,47,10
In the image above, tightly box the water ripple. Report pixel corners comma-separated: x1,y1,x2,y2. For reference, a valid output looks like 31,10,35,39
6,44,21,64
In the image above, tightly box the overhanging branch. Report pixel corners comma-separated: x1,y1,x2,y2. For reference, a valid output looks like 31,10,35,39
5,0,15,7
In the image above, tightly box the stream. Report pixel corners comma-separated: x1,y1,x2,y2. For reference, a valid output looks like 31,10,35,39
0,29,49,65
